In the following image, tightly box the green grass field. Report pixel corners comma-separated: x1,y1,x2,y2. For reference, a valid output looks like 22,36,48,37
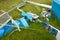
0,0,60,40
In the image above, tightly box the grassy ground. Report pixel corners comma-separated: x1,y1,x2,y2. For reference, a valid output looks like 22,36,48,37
0,0,60,40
